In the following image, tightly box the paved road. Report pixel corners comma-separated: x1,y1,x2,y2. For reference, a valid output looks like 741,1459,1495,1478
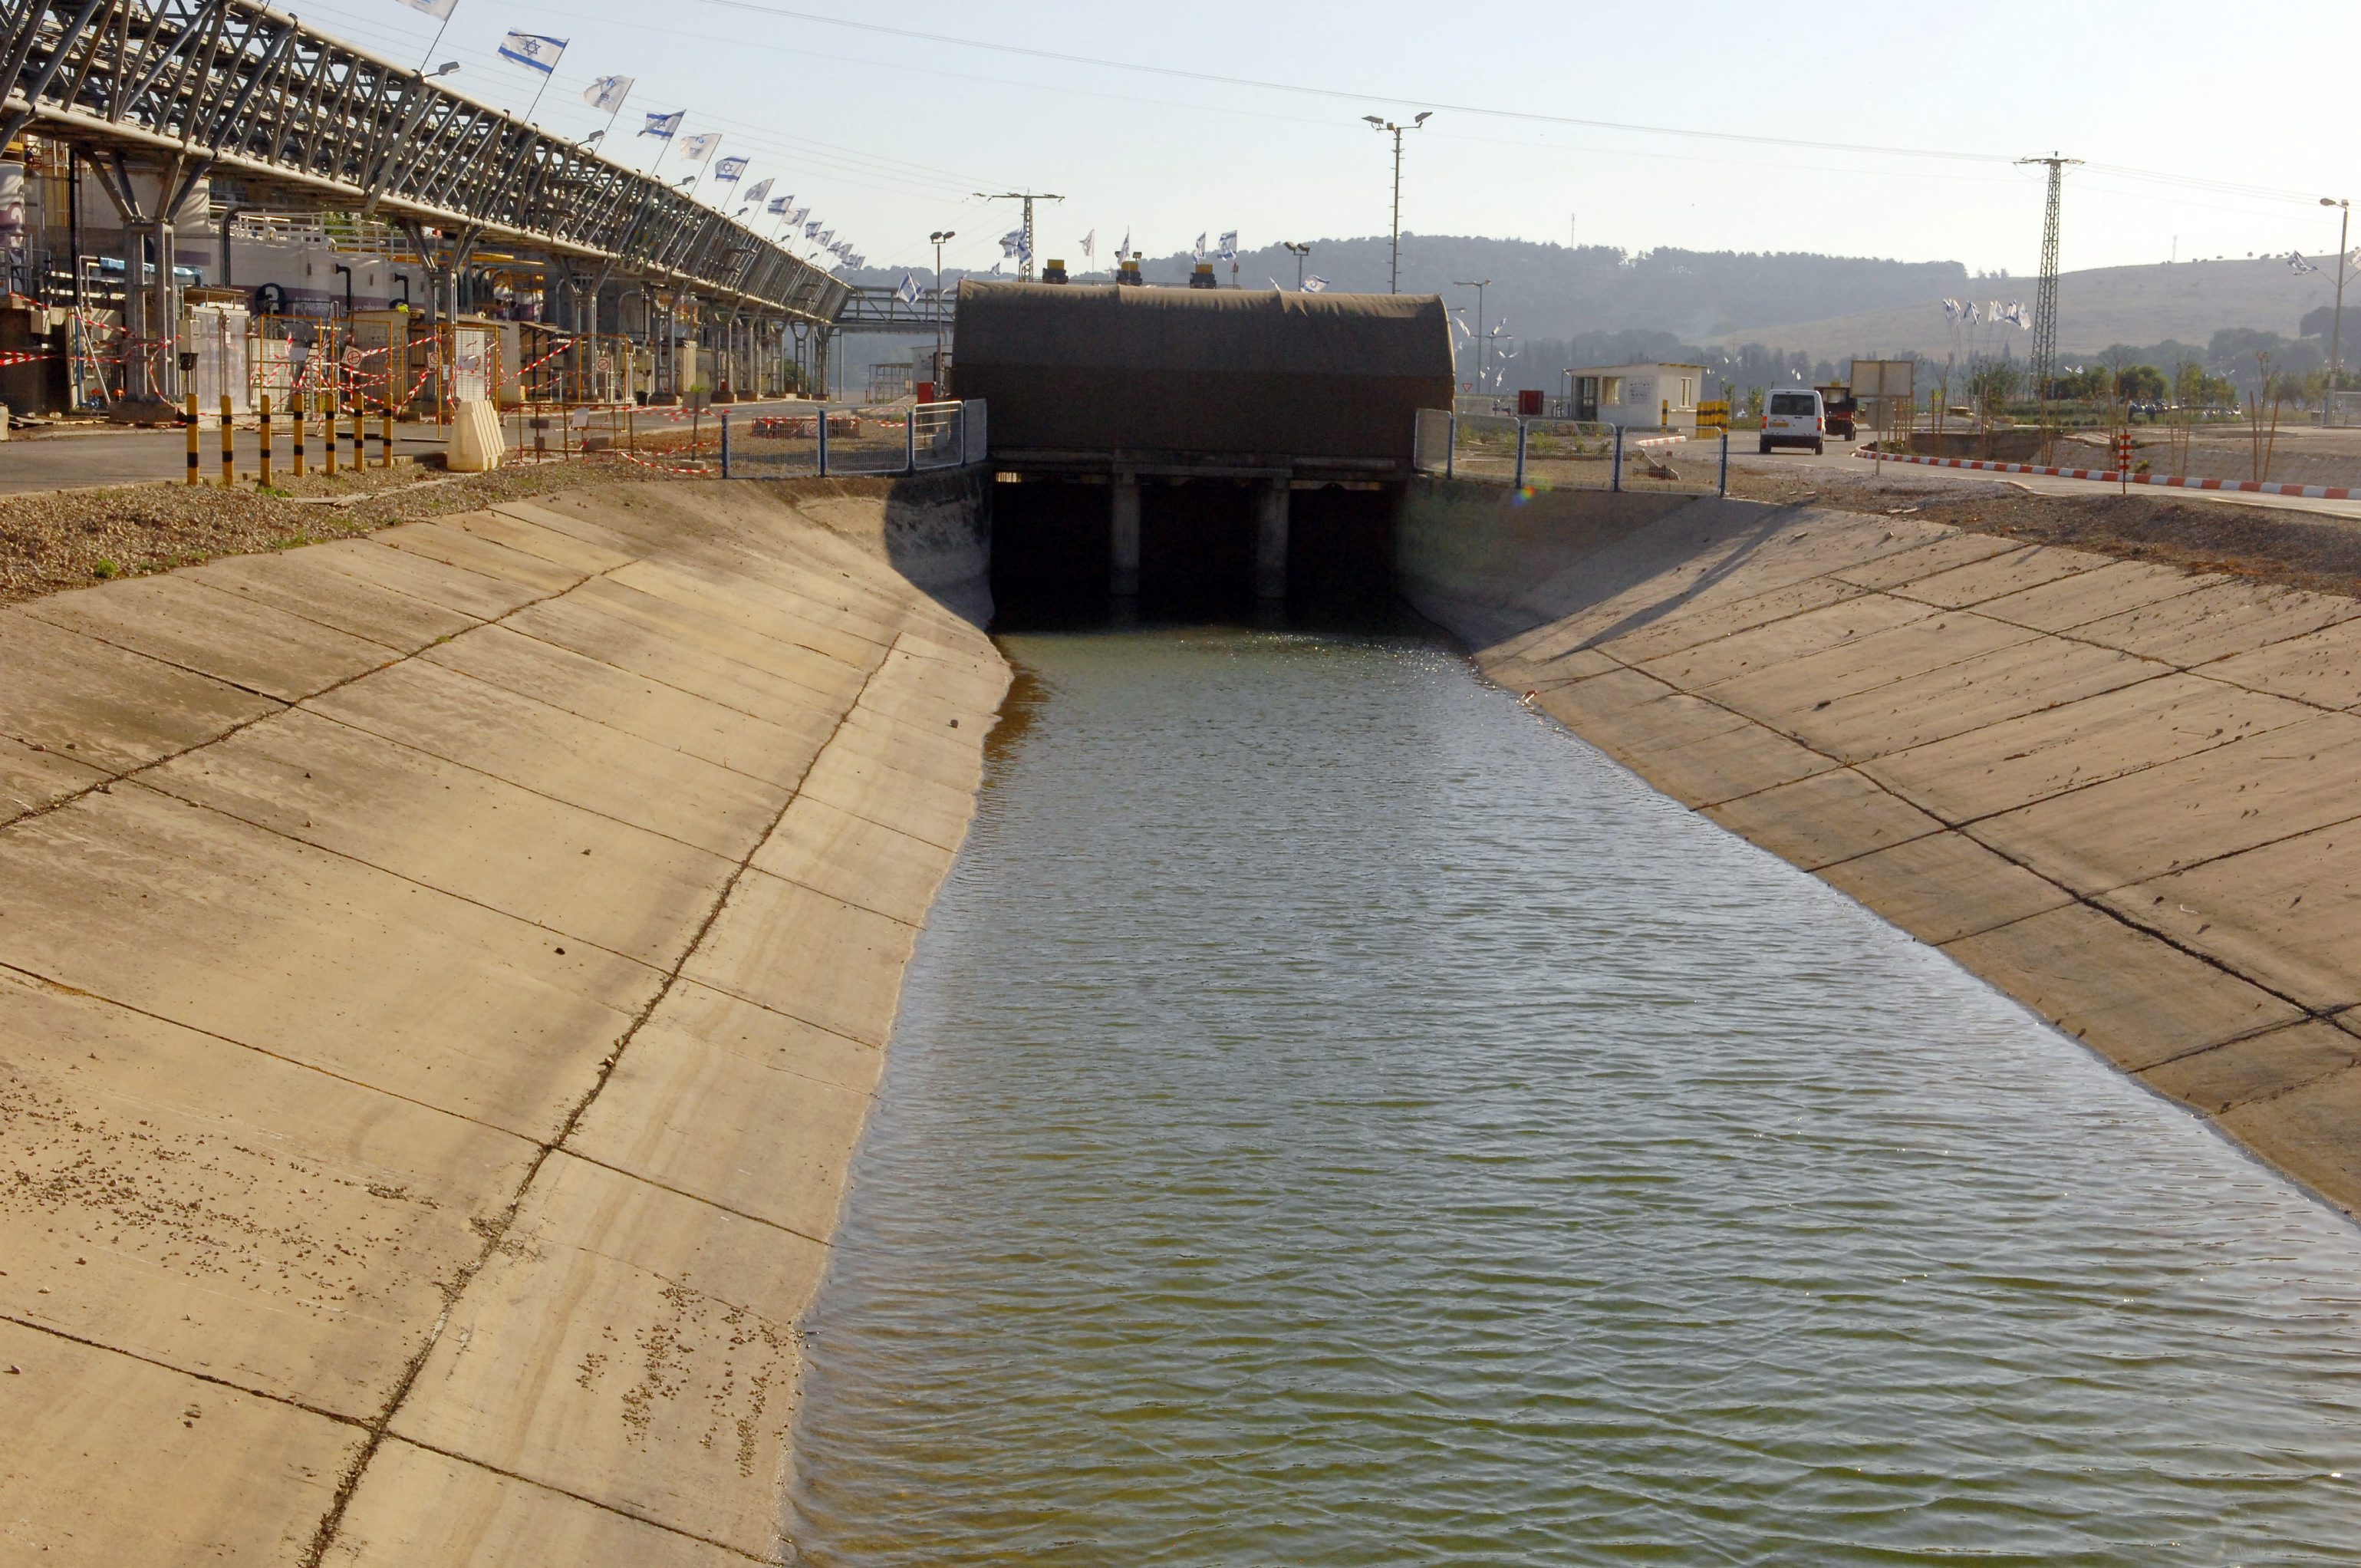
1704,433,2361,524
0,421,451,495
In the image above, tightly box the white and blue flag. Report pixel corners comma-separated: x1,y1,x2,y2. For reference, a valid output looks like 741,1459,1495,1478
713,156,748,183
896,272,921,305
1218,230,1238,261
766,196,789,214
394,0,459,21
1192,232,1207,261
743,177,772,203
640,109,683,140
581,74,631,112
677,132,719,163
998,229,1024,257
1302,274,1328,293
496,31,565,73
787,206,808,226
817,228,835,247
805,219,824,239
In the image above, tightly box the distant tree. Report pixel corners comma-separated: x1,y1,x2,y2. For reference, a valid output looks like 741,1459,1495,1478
2115,364,2168,401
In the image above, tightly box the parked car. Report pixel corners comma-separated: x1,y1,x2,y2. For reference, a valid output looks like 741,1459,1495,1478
1760,388,1826,454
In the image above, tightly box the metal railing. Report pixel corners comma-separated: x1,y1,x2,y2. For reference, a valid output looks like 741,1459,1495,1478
1414,407,1728,496
713,398,986,479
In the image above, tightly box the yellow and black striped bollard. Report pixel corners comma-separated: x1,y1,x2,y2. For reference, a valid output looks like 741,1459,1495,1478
184,393,199,486
379,407,394,469
258,396,272,489
292,397,306,477
220,394,235,488
349,405,363,470
324,395,338,476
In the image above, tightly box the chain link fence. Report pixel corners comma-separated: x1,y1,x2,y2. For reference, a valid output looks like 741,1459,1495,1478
1413,407,1728,496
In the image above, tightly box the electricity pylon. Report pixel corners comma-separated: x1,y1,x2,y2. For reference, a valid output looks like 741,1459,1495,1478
2017,153,2081,404
975,191,1063,283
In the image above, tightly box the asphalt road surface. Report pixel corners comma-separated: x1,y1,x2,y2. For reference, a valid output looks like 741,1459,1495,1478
0,421,450,496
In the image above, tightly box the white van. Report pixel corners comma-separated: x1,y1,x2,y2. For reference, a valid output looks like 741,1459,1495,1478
1760,388,1825,454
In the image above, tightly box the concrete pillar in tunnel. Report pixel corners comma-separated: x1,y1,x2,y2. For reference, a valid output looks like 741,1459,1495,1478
1111,473,1142,600
1256,481,1290,601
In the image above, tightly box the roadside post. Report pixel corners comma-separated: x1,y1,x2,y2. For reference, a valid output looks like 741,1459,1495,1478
1719,428,1730,497
816,405,830,476
2115,430,2132,496
324,394,338,476
1444,412,1456,480
380,408,394,469
184,394,199,485
1513,417,1528,489
292,398,305,477
219,395,234,487
258,397,272,489
348,404,362,470
904,408,917,473
720,410,733,478
1611,424,1625,492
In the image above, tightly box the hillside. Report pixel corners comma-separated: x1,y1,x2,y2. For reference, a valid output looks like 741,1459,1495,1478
1718,257,2344,361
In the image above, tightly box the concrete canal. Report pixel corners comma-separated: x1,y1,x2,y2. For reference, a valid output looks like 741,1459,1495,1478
788,622,2361,1565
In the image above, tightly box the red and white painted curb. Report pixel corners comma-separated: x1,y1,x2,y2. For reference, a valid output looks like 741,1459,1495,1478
1853,448,2361,501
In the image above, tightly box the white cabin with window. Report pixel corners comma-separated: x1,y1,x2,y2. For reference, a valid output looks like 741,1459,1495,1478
1566,361,1706,430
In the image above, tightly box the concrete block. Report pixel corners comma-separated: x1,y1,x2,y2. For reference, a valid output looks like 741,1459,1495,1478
184,549,482,651
1704,768,1942,871
1785,637,2167,764
1943,903,2301,1071
1619,716,1841,808
2070,580,2361,667
0,731,108,826
1829,530,2022,590
1632,591,1935,691
2202,615,2361,710
1706,610,2040,724
1885,542,2116,609
376,520,585,597
1972,558,2221,633
22,572,397,702
441,508,637,575
2221,1067,2361,1215
303,537,545,621
752,792,959,925
640,978,886,1099
1815,831,2073,947
2105,821,2361,1013
445,397,505,473
0,611,279,774
1597,574,1869,664
682,867,920,1047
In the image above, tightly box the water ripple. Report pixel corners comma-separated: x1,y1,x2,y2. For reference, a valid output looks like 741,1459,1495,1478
789,628,2361,1566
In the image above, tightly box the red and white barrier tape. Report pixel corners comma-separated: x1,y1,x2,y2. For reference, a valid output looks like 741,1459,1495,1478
1854,448,2361,502
516,338,577,375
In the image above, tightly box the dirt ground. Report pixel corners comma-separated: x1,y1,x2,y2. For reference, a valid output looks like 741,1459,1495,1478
2047,424,2361,489
0,456,702,606
1725,465,2361,599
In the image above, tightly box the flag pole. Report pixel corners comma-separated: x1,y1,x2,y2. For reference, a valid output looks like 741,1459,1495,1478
522,70,552,124
416,9,453,74
683,142,718,207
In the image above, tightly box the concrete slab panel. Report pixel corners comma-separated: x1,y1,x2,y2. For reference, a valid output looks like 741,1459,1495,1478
311,659,790,861
1969,711,2361,892
375,520,588,596
0,731,107,825
328,1440,749,1568
2070,581,2361,668
1971,558,2221,633
1632,592,1936,691
21,574,397,702
834,706,990,796
440,509,637,575
1704,768,1942,871
1885,543,2116,609
503,591,863,718
2104,822,2361,1013
683,868,917,1048
390,1153,826,1560
2202,615,2361,710
0,611,278,772
145,709,736,968
638,978,883,1099
1829,530,2023,590
1615,715,1840,808
1943,904,2302,1071
1565,691,1752,769
1814,831,2074,946
1860,673,2318,824
0,1319,364,1566
606,559,892,671
2141,1021,2361,1115
1490,644,1622,691
560,578,870,703
2221,1067,2361,1215
1706,611,2040,721
1523,666,1681,730
305,537,545,621
751,792,956,926
1786,638,2167,763
185,548,482,650
0,784,656,1136
0,968,532,1412
855,640,1011,723
423,623,837,789
567,1019,872,1242
796,736,986,855
489,496,658,555
1597,575,1869,664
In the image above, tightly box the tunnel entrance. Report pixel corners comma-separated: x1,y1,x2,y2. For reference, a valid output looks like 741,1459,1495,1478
989,473,1400,629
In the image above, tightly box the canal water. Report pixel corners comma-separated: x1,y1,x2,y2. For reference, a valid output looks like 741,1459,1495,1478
788,626,2361,1566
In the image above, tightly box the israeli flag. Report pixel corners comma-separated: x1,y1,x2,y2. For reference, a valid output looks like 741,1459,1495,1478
713,156,749,183
640,109,683,140
677,132,719,163
897,272,921,305
497,31,565,74
849,253,865,269
394,0,459,21
999,229,1025,256
1941,297,1963,321
1302,274,1328,293
581,74,631,112
744,177,772,203
2289,251,2321,275
1961,301,1980,324
805,220,823,239
766,197,789,214
1218,229,1237,261
818,229,835,246
1079,229,1095,261
1193,232,1207,261
1118,229,1130,259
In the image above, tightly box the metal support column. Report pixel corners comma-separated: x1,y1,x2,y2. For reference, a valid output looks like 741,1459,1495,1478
1110,473,1141,601
1255,480,1289,602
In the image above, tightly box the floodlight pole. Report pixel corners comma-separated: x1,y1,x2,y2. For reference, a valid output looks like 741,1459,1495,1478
1284,240,1311,288
975,192,1062,282
1364,112,1431,293
1454,277,1490,390
2325,198,2350,393
930,229,955,380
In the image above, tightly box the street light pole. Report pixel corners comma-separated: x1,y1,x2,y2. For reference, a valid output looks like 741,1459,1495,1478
929,229,955,387
1453,277,1490,391
1362,112,1431,293
2325,197,2351,393
1284,240,1311,288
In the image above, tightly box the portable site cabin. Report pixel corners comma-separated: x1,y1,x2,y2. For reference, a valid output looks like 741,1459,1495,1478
1565,361,1707,431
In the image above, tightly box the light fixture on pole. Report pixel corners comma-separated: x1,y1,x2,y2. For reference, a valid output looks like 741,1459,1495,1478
1454,276,1490,390
2325,197,2350,392
930,229,957,380
1283,240,1312,288
1362,111,1431,293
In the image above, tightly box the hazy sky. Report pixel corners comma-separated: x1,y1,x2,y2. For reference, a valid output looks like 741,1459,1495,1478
295,0,2359,280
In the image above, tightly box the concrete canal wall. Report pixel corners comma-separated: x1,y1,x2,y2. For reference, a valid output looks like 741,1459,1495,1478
1399,479,2361,1217
0,475,1006,1564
